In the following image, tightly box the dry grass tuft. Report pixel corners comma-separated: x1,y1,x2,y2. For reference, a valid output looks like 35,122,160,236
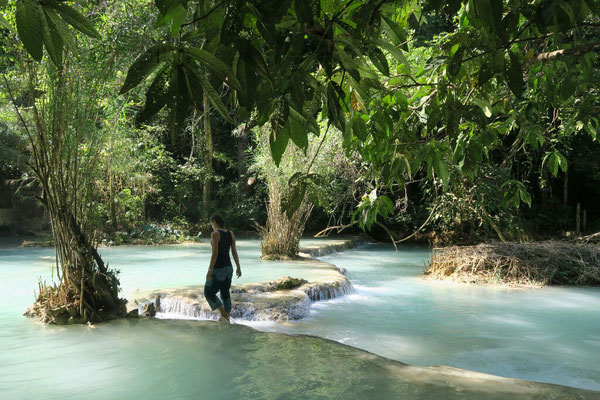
426,241,600,286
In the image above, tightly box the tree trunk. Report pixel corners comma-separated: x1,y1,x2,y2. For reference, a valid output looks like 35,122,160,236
202,87,212,215
563,172,568,206
7,57,127,325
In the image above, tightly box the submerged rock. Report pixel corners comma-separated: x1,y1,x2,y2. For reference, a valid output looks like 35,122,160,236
269,276,308,290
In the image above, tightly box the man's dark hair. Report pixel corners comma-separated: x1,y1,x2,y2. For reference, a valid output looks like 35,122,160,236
210,213,225,227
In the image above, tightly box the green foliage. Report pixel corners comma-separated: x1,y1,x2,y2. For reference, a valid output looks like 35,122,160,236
4,0,600,243
13,0,100,66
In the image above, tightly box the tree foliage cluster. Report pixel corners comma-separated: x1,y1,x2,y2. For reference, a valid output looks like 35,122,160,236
2,0,600,241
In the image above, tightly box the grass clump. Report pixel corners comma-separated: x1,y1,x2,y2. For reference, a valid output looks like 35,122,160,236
425,241,600,286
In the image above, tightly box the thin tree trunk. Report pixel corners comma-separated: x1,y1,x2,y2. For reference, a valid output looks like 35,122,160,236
563,172,568,206
202,88,212,215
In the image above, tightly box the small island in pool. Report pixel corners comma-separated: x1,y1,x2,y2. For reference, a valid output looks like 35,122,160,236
130,237,363,321
425,241,600,286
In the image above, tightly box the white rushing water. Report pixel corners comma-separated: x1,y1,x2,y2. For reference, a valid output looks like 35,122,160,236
1,238,599,395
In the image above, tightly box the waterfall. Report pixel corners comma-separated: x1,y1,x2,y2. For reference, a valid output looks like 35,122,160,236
303,278,354,301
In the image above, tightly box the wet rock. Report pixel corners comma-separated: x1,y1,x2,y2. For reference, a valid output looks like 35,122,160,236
269,276,308,290
142,303,156,317
127,309,139,318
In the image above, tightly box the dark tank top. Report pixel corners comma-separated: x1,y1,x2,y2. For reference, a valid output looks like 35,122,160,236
214,230,232,269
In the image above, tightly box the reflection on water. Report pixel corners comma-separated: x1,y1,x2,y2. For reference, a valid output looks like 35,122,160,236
1,240,600,396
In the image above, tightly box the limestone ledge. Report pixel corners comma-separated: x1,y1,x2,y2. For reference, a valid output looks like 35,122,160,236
130,237,364,321
297,235,367,258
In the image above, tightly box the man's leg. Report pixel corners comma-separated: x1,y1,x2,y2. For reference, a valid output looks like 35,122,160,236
204,278,223,314
219,269,233,316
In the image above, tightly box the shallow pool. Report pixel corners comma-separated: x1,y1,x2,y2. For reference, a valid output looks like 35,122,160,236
1,239,599,395
255,243,600,391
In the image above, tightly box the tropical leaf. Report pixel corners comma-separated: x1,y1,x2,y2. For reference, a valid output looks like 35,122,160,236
472,98,492,118
336,48,361,82
505,50,523,98
269,122,290,166
45,8,76,51
48,2,100,38
173,65,191,140
40,8,63,66
352,114,368,141
138,64,172,122
447,47,463,78
376,39,410,71
0,14,14,32
16,0,43,61
288,112,309,150
474,0,503,32
182,47,242,91
120,44,176,94
381,15,408,50
183,63,235,124
289,106,319,136
283,182,306,218
477,63,494,86
368,46,390,77
294,0,313,22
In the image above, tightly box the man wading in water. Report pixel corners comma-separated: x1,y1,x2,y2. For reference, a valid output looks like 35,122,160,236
204,213,242,323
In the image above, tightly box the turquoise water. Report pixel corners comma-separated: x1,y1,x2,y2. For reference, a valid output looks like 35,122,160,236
256,244,600,391
1,239,600,397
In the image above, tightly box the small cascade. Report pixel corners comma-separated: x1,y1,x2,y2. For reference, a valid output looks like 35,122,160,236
303,278,354,301
137,293,313,321
153,295,216,320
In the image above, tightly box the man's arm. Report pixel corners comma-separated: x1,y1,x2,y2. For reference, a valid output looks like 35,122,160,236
207,231,219,280
231,231,242,278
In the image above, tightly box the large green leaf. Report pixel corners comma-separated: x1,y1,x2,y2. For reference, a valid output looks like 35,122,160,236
0,14,14,32
352,114,368,141
269,122,290,166
45,8,76,51
173,65,192,141
283,182,306,218
327,82,343,132
289,106,319,136
381,15,408,50
474,0,503,32
183,63,235,124
376,39,410,71
477,64,494,87
40,8,63,66
182,47,242,91
336,48,361,82
505,50,523,98
48,2,100,38
290,74,305,109
16,0,43,61
288,112,309,150
120,44,176,94
294,0,313,22
138,64,172,122
367,46,390,77
472,98,492,118
447,47,463,78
